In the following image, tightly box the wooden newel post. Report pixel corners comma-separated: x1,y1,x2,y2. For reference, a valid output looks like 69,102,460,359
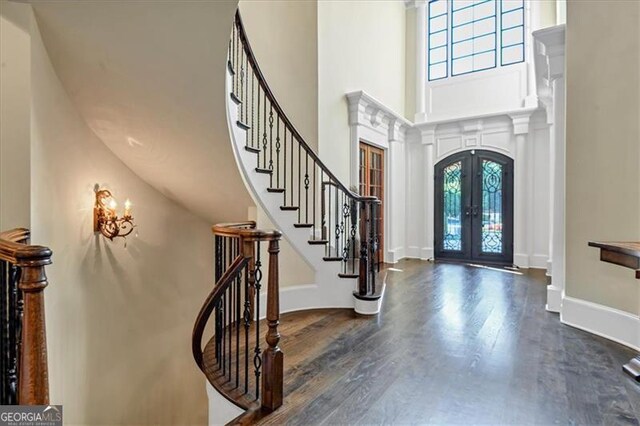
16,246,51,405
261,238,283,411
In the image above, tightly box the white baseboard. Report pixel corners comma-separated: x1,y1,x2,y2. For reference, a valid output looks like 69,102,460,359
545,285,562,313
546,259,553,276
514,253,529,268
386,247,405,264
530,254,549,270
561,296,640,351
420,247,433,260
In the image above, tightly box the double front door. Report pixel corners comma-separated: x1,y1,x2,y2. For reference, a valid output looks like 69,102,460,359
434,150,514,265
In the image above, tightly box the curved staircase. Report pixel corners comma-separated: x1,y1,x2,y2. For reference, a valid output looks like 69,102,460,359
193,10,385,425
226,11,384,314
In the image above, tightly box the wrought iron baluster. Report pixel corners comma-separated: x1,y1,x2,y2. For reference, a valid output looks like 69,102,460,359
251,70,255,149
254,242,262,399
263,91,268,170
269,104,274,187
312,162,317,235
239,49,244,124
342,195,350,273
245,49,249,128
7,264,19,404
304,153,309,225
243,260,251,394
334,186,340,259
351,200,357,274
236,248,241,388
275,117,280,189
297,143,301,223
290,135,294,207
283,128,287,201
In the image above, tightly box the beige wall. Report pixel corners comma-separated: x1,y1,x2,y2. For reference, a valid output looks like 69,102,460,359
318,0,407,184
0,1,31,230
28,10,211,424
565,0,640,314
239,0,318,150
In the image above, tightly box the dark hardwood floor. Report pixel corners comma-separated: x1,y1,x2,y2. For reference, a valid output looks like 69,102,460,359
209,259,640,425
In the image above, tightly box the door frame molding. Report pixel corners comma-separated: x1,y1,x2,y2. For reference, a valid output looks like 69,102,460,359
347,92,411,264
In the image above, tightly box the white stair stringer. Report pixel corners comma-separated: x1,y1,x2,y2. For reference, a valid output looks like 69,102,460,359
224,67,357,313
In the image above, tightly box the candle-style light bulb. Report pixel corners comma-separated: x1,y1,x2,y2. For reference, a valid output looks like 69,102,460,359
109,199,117,211
124,199,132,218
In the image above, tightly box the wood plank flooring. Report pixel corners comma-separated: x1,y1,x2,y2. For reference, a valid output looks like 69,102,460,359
207,259,640,425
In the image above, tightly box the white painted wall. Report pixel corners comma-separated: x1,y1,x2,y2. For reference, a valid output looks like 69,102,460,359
318,0,407,185
0,1,31,230
26,9,213,424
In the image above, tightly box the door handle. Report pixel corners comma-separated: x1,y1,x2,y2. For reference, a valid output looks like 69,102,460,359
464,207,471,216
472,206,479,217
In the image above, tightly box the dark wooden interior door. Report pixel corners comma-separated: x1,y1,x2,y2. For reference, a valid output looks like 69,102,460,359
359,142,384,263
434,150,514,265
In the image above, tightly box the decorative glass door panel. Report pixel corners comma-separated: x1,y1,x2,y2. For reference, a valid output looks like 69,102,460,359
435,150,513,265
443,161,463,251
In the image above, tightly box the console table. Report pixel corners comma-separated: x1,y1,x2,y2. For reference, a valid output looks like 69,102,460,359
588,241,640,380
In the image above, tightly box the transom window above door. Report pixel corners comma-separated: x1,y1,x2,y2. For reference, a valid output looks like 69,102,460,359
428,0,525,81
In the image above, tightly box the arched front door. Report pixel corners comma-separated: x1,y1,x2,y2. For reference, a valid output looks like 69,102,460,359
434,150,514,265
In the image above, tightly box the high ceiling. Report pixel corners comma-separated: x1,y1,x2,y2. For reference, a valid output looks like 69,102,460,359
31,0,252,223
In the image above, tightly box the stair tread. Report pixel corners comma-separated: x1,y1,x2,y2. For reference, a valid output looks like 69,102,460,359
227,60,235,75
230,92,241,105
280,206,298,211
267,188,285,193
236,120,250,130
255,167,273,174
323,256,344,262
244,146,260,154
293,223,313,228
308,240,329,245
338,273,359,279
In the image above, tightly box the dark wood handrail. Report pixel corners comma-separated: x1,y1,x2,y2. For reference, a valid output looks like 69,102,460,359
193,221,283,414
0,228,51,405
234,11,378,205
192,254,248,370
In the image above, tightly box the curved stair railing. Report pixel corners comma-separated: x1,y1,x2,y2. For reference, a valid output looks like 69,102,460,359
192,222,283,416
0,228,52,405
230,11,382,299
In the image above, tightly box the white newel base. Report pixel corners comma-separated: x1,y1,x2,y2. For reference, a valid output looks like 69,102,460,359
354,283,386,315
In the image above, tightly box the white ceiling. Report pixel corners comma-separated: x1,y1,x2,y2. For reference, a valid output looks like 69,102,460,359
31,0,253,223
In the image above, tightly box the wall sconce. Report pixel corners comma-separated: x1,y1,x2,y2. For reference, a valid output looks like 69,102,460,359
93,188,135,241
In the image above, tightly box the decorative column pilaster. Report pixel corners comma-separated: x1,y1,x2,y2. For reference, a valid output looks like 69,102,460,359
411,0,428,123
421,125,437,260
533,25,565,312
510,113,532,268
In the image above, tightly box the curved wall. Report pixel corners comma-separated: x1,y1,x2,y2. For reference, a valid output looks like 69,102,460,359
31,0,251,224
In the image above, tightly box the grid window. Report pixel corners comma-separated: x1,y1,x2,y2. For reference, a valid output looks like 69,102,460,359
451,0,497,76
428,0,448,81
427,0,525,81
501,0,525,65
